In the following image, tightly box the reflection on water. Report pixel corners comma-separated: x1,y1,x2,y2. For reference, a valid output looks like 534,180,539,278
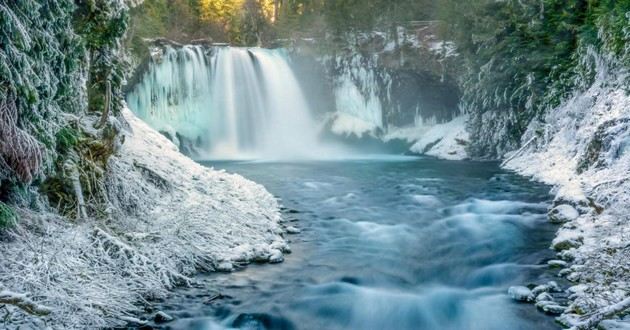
149,158,559,330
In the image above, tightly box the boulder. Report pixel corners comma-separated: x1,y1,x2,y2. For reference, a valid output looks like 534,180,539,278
268,249,284,264
154,311,174,323
549,204,580,224
536,301,566,315
508,286,534,302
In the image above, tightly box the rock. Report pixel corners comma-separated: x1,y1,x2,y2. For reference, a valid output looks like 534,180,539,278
217,261,234,272
253,245,272,262
566,272,580,282
535,292,553,303
549,204,580,224
270,241,291,254
508,286,534,302
285,226,301,234
548,260,568,268
154,311,174,323
558,268,572,277
532,285,550,296
190,38,214,46
552,237,583,251
536,301,566,315
546,281,561,292
268,249,284,264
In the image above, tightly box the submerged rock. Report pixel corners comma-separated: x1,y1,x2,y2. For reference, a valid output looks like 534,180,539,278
508,286,534,302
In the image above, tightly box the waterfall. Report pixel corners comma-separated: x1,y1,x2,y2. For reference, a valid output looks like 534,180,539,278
127,46,324,159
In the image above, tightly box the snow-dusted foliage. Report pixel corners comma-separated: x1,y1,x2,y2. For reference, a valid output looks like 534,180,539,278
0,109,286,328
0,0,130,213
0,95,43,183
0,0,83,187
505,50,630,327
454,1,630,160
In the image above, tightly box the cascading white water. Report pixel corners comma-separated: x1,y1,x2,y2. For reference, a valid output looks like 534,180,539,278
127,45,325,159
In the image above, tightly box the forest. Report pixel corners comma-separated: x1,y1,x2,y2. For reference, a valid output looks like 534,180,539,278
0,0,629,329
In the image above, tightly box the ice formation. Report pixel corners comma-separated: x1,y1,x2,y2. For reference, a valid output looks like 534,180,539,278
330,54,388,137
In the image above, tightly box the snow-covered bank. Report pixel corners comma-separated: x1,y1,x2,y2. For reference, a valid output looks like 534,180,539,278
504,53,630,328
383,115,469,160
0,109,287,328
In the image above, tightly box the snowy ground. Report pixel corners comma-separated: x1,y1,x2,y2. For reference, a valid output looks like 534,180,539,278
504,54,630,328
384,115,470,160
0,109,287,328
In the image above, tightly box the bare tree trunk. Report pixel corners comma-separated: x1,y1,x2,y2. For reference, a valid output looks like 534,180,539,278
0,290,51,316
96,80,112,129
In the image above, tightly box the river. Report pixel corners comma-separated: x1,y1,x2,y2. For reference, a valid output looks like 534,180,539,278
145,156,560,330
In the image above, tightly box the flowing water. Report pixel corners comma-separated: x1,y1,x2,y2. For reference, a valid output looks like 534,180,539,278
127,46,331,159
129,45,560,330
145,158,559,330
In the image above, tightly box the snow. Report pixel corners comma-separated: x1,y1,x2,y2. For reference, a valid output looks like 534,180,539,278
548,204,580,224
503,51,630,326
508,286,534,302
405,116,470,160
0,109,287,328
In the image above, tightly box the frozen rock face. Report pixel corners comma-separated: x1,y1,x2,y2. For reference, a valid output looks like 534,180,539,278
309,36,460,138
288,27,461,155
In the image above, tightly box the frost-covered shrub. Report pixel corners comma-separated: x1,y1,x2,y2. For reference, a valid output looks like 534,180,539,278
1,0,131,217
0,202,17,229
0,0,82,187
0,93,44,184
74,0,130,116
439,0,630,158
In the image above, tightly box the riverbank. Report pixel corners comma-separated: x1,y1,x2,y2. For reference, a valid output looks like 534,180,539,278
0,109,287,328
503,56,630,329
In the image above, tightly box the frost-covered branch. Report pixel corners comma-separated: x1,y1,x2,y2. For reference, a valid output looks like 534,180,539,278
501,136,537,167
0,94,44,183
569,297,630,330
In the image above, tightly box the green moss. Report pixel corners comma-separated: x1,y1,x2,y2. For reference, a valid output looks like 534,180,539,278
0,202,18,229
55,127,81,154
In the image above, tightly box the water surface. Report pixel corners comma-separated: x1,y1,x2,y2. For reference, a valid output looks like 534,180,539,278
151,157,559,330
